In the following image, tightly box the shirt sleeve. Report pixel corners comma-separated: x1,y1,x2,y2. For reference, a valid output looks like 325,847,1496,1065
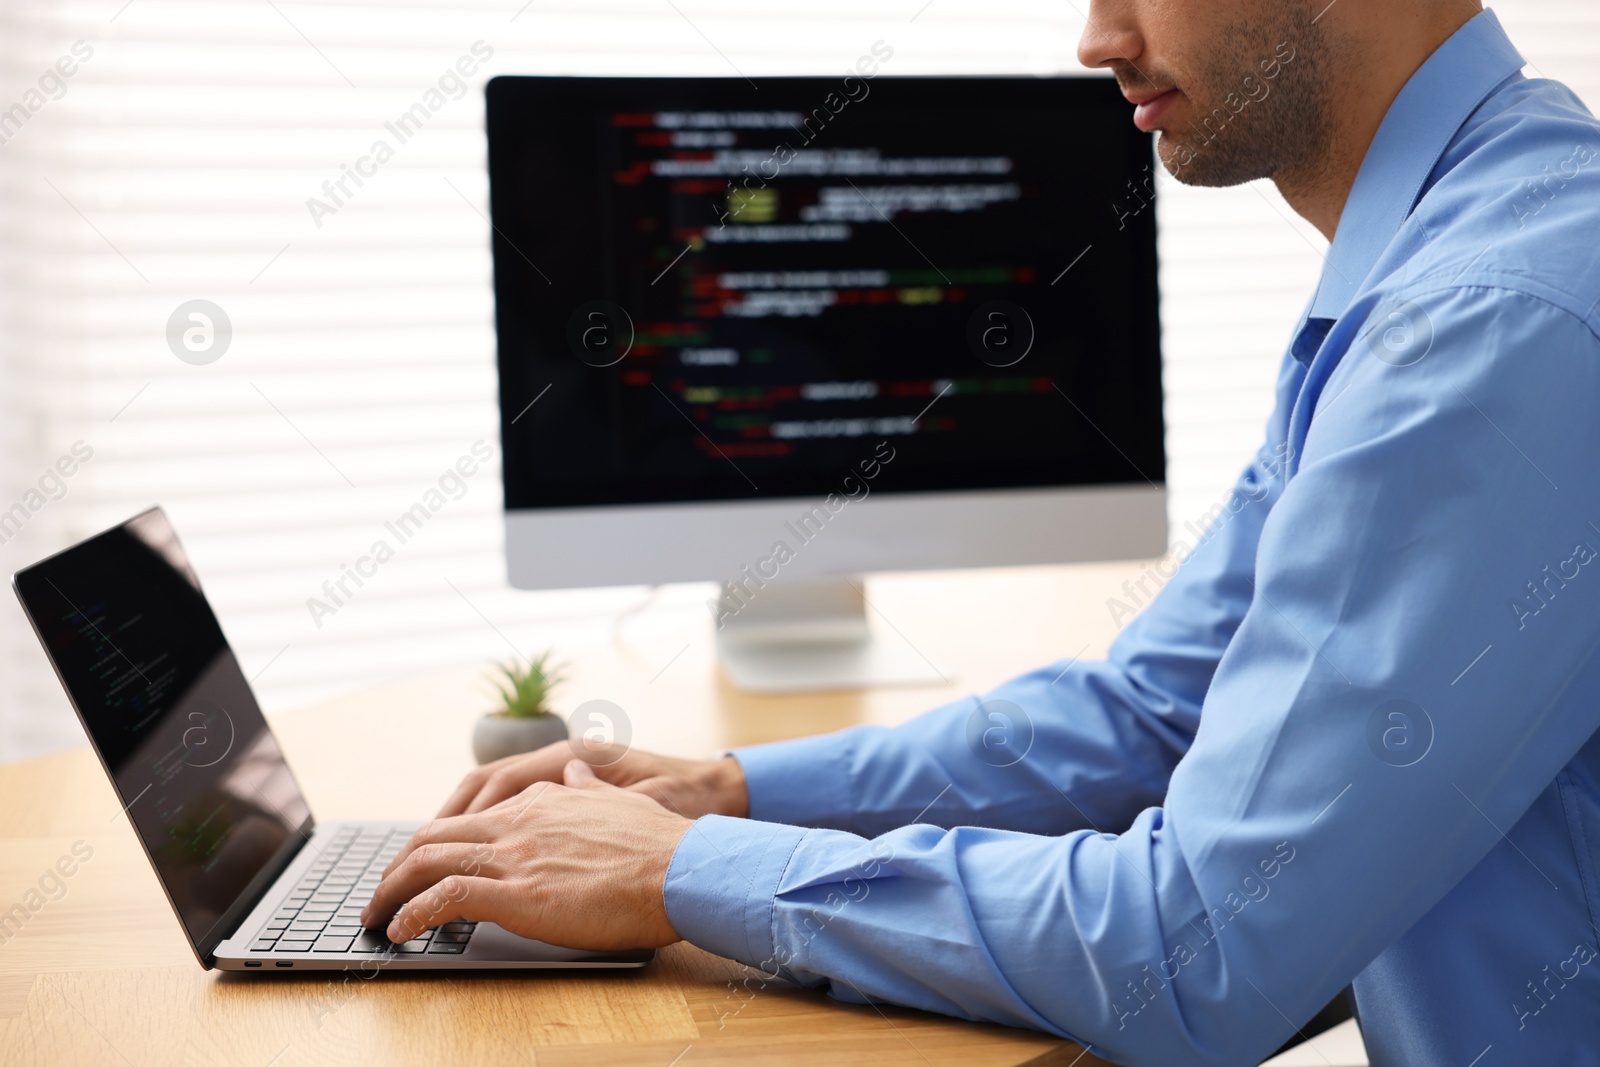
665,288,1600,1065
733,344,1309,838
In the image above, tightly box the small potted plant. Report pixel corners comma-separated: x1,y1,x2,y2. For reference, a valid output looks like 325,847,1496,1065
471,651,570,765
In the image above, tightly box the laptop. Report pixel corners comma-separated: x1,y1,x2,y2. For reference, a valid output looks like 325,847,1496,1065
11,506,653,973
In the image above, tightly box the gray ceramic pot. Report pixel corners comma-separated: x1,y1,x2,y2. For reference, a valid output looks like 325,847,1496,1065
472,712,568,765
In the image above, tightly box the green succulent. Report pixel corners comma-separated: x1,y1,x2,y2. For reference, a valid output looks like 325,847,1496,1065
489,651,566,718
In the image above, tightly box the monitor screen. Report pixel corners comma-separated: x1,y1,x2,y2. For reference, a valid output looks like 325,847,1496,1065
12,509,310,962
487,75,1164,510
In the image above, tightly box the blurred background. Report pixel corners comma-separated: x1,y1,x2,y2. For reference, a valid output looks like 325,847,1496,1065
1,0,1595,763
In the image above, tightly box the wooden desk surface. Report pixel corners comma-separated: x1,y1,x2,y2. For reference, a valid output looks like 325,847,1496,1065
0,564,1141,1067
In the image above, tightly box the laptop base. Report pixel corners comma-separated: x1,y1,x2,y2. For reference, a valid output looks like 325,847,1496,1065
213,821,653,972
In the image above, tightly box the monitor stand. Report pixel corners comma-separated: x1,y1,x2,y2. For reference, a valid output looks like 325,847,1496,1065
712,578,949,693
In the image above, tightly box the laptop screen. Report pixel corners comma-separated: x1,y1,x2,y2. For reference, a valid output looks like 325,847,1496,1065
12,508,311,962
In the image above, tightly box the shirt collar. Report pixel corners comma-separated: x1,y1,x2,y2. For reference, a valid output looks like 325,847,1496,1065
1305,8,1525,323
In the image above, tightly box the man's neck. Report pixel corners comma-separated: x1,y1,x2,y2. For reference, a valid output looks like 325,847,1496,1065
1274,2,1482,242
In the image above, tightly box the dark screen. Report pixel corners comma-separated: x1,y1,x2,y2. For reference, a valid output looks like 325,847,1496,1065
487,75,1165,509
12,509,310,961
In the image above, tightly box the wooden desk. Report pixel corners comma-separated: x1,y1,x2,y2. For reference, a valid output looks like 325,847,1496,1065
0,564,1141,1067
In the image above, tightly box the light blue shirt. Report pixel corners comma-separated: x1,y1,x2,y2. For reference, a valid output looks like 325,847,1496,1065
662,11,1600,1064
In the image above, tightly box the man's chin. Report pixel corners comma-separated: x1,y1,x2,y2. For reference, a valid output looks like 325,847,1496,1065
1154,133,1262,189
1154,135,1205,184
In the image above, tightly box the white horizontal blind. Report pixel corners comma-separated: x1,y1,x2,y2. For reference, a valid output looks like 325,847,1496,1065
0,0,1593,762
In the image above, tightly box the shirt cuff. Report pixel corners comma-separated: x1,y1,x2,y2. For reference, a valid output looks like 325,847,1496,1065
731,728,858,827
663,813,809,968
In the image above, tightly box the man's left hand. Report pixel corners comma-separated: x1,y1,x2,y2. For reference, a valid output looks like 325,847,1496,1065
361,759,694,950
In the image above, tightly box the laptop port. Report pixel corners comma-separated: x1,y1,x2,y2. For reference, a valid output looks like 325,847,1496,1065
275,961,294,967
244,961,262,967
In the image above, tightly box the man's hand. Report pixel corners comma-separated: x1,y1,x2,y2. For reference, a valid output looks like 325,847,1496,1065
361,760,694,950
435,742,749,821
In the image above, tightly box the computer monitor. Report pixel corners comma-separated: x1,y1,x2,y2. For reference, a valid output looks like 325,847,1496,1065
485,74,1166,691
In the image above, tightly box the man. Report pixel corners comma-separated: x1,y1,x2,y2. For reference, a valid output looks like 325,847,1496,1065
364,2,1600,1062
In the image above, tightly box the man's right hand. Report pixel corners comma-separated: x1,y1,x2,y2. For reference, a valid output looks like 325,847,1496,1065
435,744,750,821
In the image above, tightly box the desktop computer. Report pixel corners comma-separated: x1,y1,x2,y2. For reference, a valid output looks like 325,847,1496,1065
484,74,1166,691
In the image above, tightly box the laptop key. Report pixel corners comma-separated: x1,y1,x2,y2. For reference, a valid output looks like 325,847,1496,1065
396,940,429,953
250,940,280,951
427,941,466,954
348,930,390,952
433,931,469,944
314,934,356,952
277,940,315,952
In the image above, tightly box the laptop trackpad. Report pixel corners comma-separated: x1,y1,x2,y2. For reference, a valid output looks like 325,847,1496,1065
464,922,654,966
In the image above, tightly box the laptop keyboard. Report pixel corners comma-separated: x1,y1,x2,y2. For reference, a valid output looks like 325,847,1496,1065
250,825,477,956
